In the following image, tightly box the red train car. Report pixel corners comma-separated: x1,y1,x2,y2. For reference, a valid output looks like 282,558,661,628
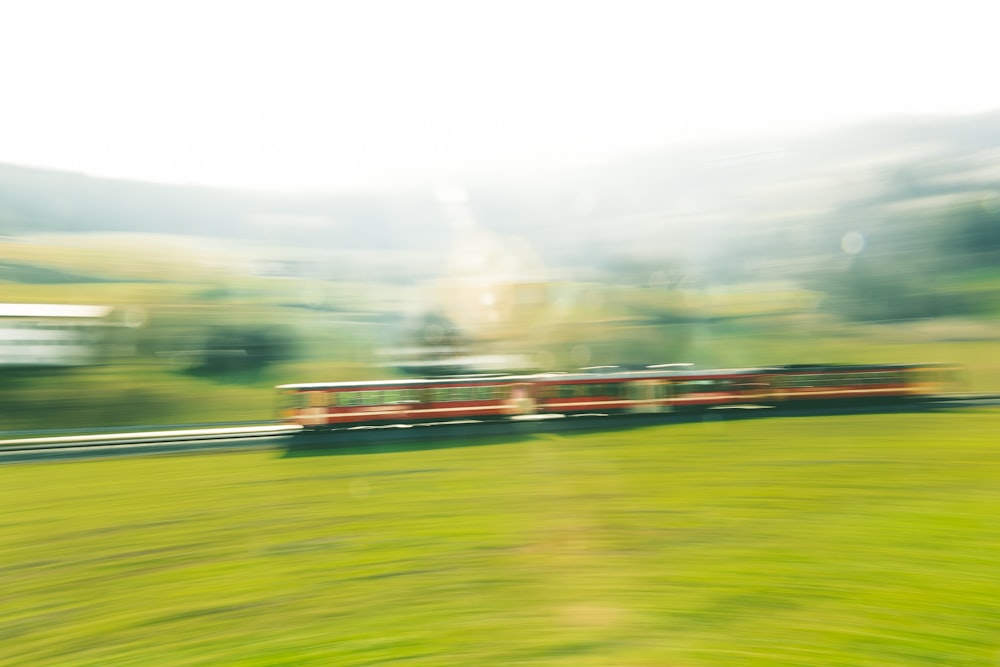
759,363,954,404
277,375,534,428
659,368,771,410
531,367,770,415
531,372,648,415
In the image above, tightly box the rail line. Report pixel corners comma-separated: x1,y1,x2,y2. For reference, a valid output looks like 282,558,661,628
1,394,997,465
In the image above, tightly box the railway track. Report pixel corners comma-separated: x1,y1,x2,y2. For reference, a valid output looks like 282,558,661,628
2,394,998,465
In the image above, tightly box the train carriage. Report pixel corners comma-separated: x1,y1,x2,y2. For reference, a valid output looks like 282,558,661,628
760,363,955,404
531,372,649,415
531,367,770,415
277,375,534,429
661,368,771,410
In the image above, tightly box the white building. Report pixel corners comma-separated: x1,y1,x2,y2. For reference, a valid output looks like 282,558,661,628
0,304,112,366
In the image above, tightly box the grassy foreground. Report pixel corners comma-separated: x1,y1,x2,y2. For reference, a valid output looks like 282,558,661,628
3,410,1000,666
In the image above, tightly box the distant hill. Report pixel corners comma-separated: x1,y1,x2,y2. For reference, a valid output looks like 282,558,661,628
0,163,452,252
2,110,999,284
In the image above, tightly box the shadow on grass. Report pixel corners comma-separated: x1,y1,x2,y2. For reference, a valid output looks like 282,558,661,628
282,432,541,458
764,399,959,419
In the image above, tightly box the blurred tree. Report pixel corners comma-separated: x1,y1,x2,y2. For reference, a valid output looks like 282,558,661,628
192,325,298,377
946,199,1000,266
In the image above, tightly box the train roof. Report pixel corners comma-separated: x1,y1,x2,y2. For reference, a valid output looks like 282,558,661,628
277,363,957,391
278,367,777,390
518,368,769,382
276,374,529,390
761,363,954,373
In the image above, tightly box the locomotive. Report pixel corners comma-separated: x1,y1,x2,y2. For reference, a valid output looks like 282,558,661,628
276,362,955,429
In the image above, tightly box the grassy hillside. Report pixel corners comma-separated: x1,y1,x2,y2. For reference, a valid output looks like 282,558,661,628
3,409,1000,665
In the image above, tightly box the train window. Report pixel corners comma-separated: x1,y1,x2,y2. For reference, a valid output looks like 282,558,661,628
558,385,578,398
285,391,309,409
680,380,716,393
432,388,450,402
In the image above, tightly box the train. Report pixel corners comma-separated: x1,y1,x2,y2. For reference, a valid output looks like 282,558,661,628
276,362,956,429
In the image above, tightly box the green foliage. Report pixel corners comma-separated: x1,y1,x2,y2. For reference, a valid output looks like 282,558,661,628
945,199,1000,264
0,366,277,431
820,257,971,321
3,410,1000,665
191,325,299,378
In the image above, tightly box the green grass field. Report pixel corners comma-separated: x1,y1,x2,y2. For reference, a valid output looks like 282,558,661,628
3,409,1000,666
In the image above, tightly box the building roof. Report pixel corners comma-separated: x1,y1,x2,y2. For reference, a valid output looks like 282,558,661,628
0,304,112,318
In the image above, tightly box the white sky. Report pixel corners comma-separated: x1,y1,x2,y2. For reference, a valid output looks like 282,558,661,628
2,0,999,190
